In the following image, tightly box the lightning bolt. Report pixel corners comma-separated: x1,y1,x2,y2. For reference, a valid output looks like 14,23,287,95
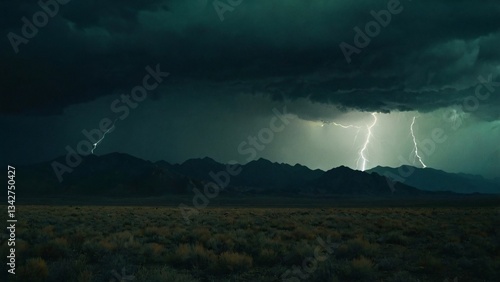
91,119,118,154
357,112,377,171
329,121,361,130
332,122,362,145
322,120,362,145
410,116,427,168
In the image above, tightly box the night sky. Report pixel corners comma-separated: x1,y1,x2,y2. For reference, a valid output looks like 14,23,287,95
1,0,499,178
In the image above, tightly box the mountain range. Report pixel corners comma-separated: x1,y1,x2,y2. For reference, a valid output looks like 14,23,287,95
15,152,500,197
367,166,500,194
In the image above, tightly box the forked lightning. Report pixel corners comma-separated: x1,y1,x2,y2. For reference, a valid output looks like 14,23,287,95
91,119,118,154
357,112,378,171
410,116,427,168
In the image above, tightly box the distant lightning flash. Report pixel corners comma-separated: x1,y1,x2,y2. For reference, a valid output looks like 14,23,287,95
332,122,362,144
322,114,377,171
330,122,360,130
357,112,377,171
410,116,427,168
322,120,362,144
91,119,118,154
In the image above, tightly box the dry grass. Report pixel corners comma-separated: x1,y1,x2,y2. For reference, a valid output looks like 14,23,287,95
15,257,49,282
1,205,498,281
349,256,375,279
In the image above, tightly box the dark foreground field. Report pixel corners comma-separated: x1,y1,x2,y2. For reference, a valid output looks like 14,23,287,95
2,205,499,282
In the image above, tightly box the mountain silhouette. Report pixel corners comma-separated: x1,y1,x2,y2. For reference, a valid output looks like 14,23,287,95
14,152,495,198
367,165,500,194
308,166,425,196
18,153,191,196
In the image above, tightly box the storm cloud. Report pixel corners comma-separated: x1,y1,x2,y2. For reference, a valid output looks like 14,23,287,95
1,1,499,178
1,0,499,118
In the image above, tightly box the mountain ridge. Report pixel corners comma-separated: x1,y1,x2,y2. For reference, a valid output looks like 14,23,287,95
14,152,498,197
367,165,500,194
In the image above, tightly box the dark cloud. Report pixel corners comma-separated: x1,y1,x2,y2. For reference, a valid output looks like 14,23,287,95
1,0,500,118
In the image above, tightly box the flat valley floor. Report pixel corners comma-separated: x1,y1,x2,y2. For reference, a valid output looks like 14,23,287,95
2,205,499,281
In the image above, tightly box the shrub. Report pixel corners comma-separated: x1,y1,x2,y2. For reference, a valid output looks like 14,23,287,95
76,270,93,282
67,231,86,250
418,254,443,273
211,251,253,274
48,260,76,281
291,227,316,240
35,239,69,260
256,248,278,265
284,242,315,265
47,254,89,282
41,225,56,238
82,240,108,263
111,230,139,249
193,227,211,244
134,265,196,282
311,260,340,282
377,256,401,271
99,238,118,252
388,271,420,282
172,243,191,265
384,231,409,245
191,243,216,268
17,257,49,282
348,256,375,280
206,234,235,253
170,243,216,269
140,241,166,261
337,237,377,259
440,242,465,256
